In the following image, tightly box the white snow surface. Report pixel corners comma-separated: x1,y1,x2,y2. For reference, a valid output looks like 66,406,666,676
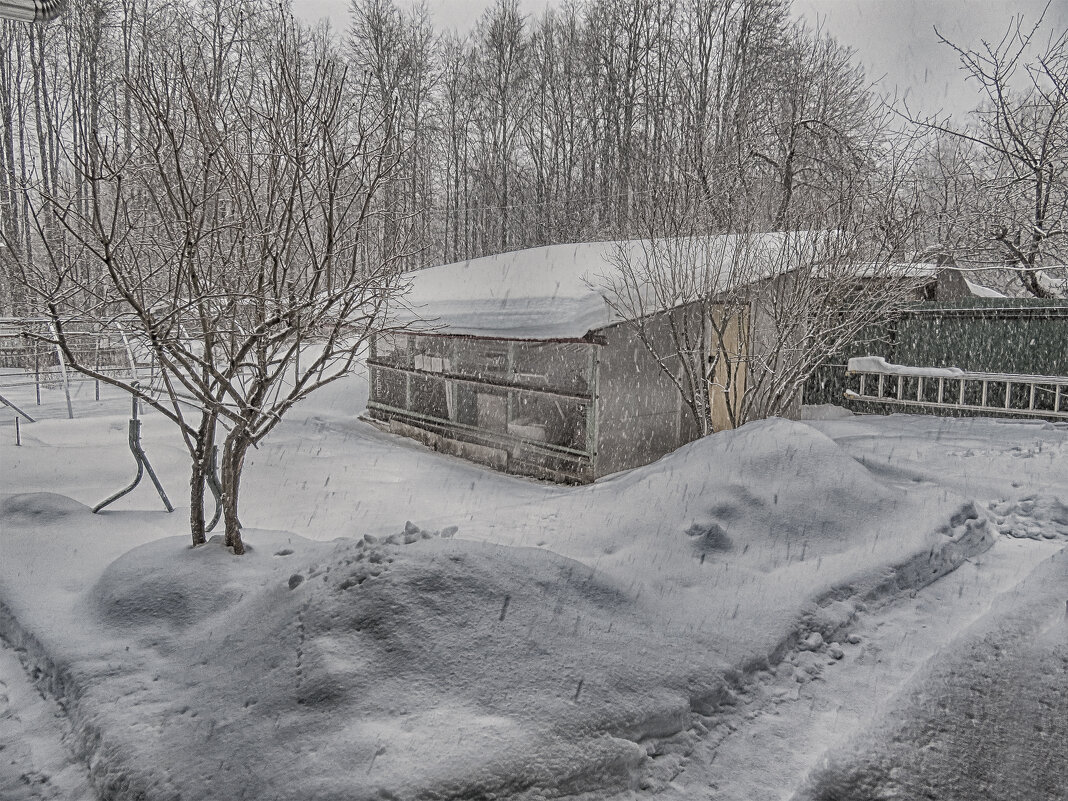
393,241,622,338
963,277,1006,298
0,636,96,800
392,235,934,339
791,543,1067,801
1,374,1067,799
848,355,966,378
1035,268,1068,298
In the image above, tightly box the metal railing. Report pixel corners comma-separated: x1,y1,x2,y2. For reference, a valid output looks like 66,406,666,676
0,319,152,420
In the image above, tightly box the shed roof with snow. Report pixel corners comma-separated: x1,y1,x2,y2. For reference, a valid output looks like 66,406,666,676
369,236,948,483
393,241,622,339
393,234,876,340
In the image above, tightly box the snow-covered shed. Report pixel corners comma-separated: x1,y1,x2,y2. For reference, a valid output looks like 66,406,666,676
366,236,953,482
367,238,776,482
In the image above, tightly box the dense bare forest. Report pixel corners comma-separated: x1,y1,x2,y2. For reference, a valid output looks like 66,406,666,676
1,0,1065,317
348,0,893,264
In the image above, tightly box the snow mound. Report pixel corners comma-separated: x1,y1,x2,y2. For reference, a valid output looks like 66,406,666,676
2,411,1022,800
605,419,908,563
91,536,268,632
71,534,736,800
1,493,89,524
799,403,855,421
990,494,1068,540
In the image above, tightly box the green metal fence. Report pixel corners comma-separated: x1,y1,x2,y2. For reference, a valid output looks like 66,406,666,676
805,299,1068,414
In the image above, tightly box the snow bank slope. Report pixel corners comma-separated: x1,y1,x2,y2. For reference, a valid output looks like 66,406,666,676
0,412,1008,800
34,512,990,801
22,530,709,800
793,546,1068,801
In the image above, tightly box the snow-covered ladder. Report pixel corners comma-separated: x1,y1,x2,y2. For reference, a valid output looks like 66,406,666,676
844,356,1068,420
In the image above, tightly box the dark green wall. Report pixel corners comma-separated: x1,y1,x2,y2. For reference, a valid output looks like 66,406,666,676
805,299,1068,409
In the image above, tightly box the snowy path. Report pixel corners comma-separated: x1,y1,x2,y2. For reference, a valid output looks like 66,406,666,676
624,535,1065,800
0,637,96,801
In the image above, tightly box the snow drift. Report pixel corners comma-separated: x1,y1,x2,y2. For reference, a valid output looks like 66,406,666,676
1,410,1005,800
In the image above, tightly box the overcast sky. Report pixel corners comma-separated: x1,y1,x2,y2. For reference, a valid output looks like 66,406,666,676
298,0,1067,119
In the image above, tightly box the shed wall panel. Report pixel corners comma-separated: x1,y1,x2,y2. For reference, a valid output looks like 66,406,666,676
593,311,697,478
367,334,597,483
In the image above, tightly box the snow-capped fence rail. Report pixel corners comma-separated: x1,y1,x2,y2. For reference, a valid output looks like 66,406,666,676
845,356,1068,420
804,299,1068,409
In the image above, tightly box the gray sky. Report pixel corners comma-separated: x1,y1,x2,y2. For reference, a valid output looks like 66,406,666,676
792,0,1067,118
299,0,1067,118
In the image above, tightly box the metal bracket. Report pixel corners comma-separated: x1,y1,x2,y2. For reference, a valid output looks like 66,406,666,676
93,389,174,514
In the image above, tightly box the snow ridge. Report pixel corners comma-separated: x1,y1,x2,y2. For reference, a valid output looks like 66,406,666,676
0,497,998,800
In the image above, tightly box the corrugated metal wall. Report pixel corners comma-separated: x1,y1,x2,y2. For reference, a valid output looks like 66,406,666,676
805,299,1068,410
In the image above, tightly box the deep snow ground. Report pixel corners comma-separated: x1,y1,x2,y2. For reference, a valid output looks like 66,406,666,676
0,635,95,801
2,376,1067,800
605,535,1066,800
793,543,1067,801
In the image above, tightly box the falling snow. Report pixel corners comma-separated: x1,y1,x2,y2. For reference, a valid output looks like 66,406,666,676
1,370,1066,799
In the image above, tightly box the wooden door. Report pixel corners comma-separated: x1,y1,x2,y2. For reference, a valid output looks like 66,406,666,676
708,305,748,432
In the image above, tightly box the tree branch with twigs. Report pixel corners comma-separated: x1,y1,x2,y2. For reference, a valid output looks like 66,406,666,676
3,2,414,554
900,7,1067,297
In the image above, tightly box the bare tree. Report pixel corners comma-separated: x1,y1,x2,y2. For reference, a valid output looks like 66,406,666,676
906,8,1067,297
474,0,530,252
678,0,785,227
597,138,928,433
747,22,872,229
349,0,439,271
600,228,928,432
0,21,29,315
6,4,408,554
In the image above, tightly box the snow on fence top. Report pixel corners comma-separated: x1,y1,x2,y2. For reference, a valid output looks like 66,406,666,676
392,233,931,340
848,356,967,378
847,356,1068,384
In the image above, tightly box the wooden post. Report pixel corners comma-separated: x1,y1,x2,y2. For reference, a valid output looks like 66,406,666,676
14,416,20,446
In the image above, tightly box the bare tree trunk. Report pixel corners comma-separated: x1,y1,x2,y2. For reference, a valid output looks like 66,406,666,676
221,429,250,555
188,411,217,546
